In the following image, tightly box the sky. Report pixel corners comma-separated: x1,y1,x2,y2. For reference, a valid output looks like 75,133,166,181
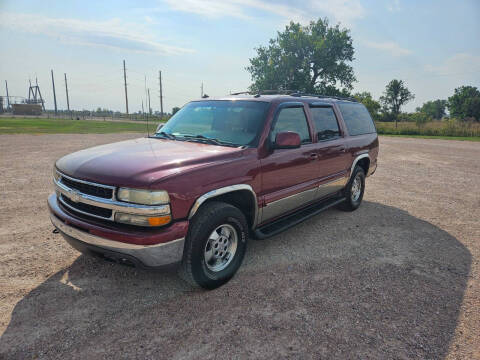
0,0,479,113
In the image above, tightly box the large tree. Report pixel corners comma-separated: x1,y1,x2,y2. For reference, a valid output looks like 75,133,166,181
416,99,447,120
380,79,414,127
247,18,356,95
447,86,480,121
354,91,381,119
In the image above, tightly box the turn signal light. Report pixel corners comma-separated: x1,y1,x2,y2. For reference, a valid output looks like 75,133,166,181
148,215,171,226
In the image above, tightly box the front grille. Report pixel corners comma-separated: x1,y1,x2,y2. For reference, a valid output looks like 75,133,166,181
61,176,113,199
61,194,113,219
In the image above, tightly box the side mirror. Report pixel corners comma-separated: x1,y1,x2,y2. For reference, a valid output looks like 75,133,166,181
274,131,301,149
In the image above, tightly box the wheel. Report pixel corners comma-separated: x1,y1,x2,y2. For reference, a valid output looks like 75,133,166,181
338,166,365,211
179,201,248,289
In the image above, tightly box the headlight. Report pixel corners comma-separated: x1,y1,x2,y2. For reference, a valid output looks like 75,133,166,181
115,212,172,227
117,188,169,205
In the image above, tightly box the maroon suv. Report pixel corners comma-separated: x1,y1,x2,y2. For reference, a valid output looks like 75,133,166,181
49,94,378,289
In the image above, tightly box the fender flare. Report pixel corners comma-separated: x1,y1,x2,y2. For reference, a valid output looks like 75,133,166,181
188,184,259,228
349,154,370,180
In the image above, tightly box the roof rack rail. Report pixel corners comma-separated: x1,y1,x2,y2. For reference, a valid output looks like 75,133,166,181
258,89,296,95
290,92,358,102
230,91,251,95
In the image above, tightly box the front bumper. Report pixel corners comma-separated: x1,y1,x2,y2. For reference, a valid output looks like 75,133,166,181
48,194,187,267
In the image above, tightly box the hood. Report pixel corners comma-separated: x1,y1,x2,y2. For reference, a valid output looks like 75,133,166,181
56,137,243,188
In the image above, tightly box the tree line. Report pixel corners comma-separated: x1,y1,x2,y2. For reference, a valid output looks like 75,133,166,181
354,84,480,127
246,18,480,125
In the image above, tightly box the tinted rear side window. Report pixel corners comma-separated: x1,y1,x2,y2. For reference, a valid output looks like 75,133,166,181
310,107,340,141
338,103,376,136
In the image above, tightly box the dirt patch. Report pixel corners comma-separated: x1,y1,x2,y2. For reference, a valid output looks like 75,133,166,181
0,135,479,359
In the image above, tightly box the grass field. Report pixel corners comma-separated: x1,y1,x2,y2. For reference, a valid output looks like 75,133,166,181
0,117,160,134
380,134,480,141
375,120,480,140
2,116,479,141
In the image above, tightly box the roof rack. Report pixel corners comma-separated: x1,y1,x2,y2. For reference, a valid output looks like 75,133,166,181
230,90,297,96
229,91,250,95
228,90,357,102
258,89,296,95
289,92,358,102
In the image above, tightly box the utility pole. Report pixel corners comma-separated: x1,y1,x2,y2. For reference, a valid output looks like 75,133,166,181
51,70,57,115
158,71,164,119
147,88,152,115
5,80,10,110
64,73,71,118
123,60,129,115
201,82,203,98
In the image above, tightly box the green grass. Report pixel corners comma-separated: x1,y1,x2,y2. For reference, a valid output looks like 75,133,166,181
375,120,480,138
0,117,160,134
380,134,480,141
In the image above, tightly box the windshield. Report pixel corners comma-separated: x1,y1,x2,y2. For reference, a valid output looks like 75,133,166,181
155,100,269,147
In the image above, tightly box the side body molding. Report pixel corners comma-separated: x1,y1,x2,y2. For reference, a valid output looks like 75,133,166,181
350,153,370,180
188,184,259,228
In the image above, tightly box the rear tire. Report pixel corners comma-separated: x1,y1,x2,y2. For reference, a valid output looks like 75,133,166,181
338,166,365,211
179,201,248,289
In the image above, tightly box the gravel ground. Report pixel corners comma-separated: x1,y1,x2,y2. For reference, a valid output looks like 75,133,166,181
0,134,478,359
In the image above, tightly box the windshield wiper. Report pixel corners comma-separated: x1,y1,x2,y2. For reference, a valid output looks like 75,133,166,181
154,131,176,140
179,134,238,147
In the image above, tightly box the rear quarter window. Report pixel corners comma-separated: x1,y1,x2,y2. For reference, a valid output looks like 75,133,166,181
338,103,376,136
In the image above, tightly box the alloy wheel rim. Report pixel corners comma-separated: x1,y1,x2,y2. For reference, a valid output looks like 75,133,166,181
204,224,238,272
351,174,362,202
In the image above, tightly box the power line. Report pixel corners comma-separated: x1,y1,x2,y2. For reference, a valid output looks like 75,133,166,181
64,73,71,117
159,70,164,119
5,80,10,110
51,70,57,115
147,88,152,115
123,60,129,114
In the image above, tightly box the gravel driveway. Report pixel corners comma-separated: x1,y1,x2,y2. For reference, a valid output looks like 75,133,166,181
0,134,478,359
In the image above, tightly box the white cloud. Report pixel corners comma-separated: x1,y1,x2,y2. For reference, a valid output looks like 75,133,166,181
387,0,401,12
425,53,480,76
0,12,193,55
144,15,155,24
364,41,411,56
163,0,250,19
309,0,365,27
162,0,365,26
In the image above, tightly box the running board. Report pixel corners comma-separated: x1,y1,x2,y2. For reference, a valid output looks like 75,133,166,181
253,196,346,240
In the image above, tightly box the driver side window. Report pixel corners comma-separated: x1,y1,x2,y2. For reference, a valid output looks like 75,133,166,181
271,107,311,144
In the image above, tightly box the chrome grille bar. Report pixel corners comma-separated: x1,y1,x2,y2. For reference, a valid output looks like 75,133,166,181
54,172,170,221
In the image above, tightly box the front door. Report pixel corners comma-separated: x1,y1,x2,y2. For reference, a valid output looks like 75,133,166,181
259,103,319,223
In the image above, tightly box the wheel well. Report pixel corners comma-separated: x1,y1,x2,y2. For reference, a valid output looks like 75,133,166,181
356,157,370,175
202,190,256,228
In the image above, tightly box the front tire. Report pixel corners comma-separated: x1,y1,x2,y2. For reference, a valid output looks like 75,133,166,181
179,201,248,289
339,166,365,211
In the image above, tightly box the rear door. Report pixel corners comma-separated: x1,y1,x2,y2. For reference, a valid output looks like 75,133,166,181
259,102,319,223
309,103,351,199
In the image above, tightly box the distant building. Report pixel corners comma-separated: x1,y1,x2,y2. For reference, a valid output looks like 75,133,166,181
12,103,42,115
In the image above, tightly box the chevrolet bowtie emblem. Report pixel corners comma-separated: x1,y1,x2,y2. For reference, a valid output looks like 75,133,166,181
69,189,81,203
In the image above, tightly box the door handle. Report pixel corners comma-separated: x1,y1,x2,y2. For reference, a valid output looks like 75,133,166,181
309,153,318,160
339,147,346,153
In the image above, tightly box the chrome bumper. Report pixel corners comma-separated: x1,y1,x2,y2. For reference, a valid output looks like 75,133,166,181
50,214,185,267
